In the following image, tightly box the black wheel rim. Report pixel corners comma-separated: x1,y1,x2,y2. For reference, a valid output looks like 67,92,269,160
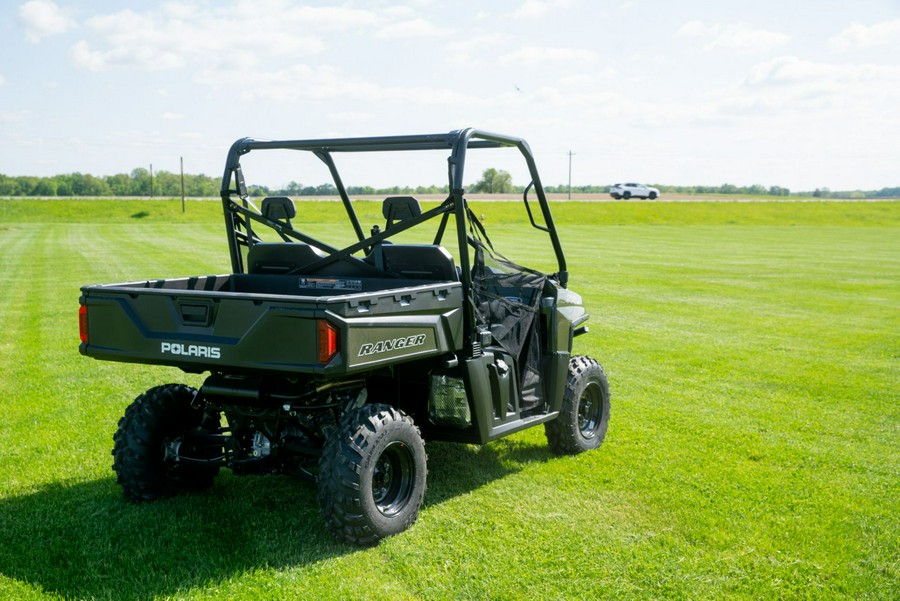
578,382,603,439
372,441,414,517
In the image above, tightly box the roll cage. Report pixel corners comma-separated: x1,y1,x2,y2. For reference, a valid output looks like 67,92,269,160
219,127,569,358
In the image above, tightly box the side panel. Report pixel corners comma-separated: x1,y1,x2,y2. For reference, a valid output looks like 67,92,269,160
327,285,464,374
547,284,589,411
461,351,559,444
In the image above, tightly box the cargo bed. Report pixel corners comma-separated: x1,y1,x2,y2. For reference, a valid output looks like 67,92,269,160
80,273,464,375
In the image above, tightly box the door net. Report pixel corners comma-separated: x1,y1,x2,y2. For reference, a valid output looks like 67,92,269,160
468,208,547,412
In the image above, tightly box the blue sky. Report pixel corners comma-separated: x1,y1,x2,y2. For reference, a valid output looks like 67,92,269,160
1,0,898,191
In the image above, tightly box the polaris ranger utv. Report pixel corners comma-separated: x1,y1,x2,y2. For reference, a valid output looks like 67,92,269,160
78,129,610,545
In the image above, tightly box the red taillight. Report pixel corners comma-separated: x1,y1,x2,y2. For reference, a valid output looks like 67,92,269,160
317,320,339,364
79,304,88,343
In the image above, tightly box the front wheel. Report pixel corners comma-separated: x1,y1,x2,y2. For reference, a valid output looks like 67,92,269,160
545,356,611,455
317,404,427,546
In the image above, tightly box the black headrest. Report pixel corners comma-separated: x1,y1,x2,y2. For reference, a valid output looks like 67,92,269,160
382,196,421,227
261,196,296,221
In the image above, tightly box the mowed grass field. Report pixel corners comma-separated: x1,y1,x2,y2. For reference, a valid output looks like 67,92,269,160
0,198,897,600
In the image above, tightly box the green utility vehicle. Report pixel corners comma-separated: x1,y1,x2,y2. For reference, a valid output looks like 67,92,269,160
79,129,610,545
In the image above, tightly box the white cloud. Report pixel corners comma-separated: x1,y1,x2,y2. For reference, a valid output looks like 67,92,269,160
71,39,183,72
198,63,475,106
679,55,900,133
831,19,900,50
556,73,596,86
0,109,30,123
326,111,373,123
445,33,513,67
161,112,184,120
68,3,374,72
513,0,574,20
19,0,76,43
499,46,598,65
200,64,378,102
0,74,6,86
257,2,378,31
676,20,704,36
677,20,790,52
373,18,453,39
382,5,417,19
747,55,900,87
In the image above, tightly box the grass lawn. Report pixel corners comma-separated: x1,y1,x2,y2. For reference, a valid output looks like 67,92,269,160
0,198,897,600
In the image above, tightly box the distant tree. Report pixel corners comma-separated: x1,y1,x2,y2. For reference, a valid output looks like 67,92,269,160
66,172,110,196
314,183,338,195
0,174,21,196
106,173,135,196
471,168,513,193
247,185,271,197
153,171,182,196
746,184,767,195
130,168,151,196
54,175,73,196
873,187,900,198
183,174,218,197
33,178,58,196
282,181,304,195
16,176,40,196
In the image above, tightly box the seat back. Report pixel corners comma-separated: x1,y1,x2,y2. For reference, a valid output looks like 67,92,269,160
382,196,421,228
261,196,296,222
247,243,325,275
381,244,458,281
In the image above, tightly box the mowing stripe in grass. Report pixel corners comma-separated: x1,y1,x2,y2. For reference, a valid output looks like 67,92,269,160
0,201,896,599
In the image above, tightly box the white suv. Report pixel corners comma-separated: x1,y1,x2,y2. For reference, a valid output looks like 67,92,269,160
609,183,659,200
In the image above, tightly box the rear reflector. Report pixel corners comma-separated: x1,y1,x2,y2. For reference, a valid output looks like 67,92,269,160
79,305,88,343
317,320,339,364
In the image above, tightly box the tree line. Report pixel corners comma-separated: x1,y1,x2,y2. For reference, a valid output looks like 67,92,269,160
0,169,219,197
0,169,896,199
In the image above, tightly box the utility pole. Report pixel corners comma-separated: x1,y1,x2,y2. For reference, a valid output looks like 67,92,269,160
180,156,185,213
149,163,154,198
567,150,574,200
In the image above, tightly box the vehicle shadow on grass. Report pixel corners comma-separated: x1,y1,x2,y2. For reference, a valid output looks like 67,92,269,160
424,436,555,504
0,475,338,599
0,438,553,599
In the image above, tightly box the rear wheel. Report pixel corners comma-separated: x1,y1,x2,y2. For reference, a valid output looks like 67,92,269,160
545,356,610,455
112,384,221,502
317,403,427,546
623,191,631,199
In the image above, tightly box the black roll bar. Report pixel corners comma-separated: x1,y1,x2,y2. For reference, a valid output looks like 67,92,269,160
219,129,570,353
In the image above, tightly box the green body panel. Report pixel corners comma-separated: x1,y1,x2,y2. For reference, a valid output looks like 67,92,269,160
80,276,464,376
